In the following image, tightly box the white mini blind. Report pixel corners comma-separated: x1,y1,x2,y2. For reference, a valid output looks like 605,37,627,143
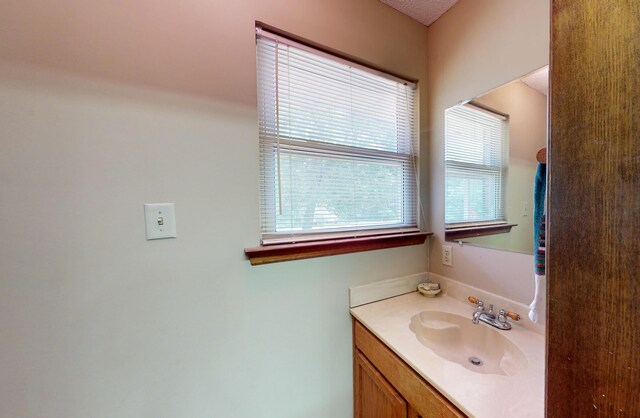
256,29,418,243
444,104,508,227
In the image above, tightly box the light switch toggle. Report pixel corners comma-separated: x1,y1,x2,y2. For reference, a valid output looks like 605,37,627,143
144,203,176,240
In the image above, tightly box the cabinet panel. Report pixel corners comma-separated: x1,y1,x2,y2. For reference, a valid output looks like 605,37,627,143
354,320,465,418
355,350,407,418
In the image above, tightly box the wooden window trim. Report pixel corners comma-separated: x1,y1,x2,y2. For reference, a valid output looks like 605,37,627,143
244,232,432,265
444,224,516,241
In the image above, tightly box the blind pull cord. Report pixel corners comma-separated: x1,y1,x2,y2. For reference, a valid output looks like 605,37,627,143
275,41,283,215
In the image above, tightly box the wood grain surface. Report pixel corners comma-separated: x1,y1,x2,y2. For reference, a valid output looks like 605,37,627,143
354,321,465,418
354,350,407,418
547,1,640,416
244,232,431,265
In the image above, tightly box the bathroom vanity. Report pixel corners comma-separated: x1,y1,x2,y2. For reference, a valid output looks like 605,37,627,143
351,287,544,418
354,319,464,417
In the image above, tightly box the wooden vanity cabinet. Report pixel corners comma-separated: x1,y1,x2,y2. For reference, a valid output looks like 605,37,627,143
353,318,466,418
354,350,407,418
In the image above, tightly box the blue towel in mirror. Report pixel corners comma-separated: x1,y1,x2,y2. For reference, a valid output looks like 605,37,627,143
533,163,546,275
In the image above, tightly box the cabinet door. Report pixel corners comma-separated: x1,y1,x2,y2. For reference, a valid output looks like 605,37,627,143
354,350,407,418
354,321,465,418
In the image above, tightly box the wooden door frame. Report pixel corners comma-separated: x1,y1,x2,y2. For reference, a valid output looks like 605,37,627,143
547,1,639,416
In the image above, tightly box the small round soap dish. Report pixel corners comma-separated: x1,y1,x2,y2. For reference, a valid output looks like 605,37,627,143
417,283,442,297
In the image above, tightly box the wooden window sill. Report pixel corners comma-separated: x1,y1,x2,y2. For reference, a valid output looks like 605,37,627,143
244,232,432,265
445,224,516,241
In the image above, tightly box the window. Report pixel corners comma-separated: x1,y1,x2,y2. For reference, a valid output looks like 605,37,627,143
444,103,508,229
256,28,419,245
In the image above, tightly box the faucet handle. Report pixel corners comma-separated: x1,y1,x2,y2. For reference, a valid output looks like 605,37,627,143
468,296,480,305
498,308,521,322
504,310,521,321
468,296,484,312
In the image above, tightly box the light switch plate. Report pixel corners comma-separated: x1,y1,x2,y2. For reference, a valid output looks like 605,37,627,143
144,203,177,240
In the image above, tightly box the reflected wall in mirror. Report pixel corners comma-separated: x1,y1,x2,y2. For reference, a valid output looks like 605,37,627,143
444,66,548,255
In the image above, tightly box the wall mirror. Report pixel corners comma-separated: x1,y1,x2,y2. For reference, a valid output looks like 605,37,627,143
444,66,548,255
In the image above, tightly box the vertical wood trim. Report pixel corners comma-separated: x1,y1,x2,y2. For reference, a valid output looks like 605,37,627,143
548,1,640,416
352,316,357,418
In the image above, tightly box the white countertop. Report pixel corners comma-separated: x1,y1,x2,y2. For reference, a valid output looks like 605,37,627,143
351,291,545,418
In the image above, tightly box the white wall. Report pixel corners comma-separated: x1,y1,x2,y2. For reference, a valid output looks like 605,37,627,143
426,0,550,303
0,1,429,417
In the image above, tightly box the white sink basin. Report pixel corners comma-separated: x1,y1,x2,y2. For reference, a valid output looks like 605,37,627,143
409,311,528,376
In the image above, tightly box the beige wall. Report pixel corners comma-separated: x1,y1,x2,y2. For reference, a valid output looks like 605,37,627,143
0,1,428,417
468,79,547,254
427,0,549,303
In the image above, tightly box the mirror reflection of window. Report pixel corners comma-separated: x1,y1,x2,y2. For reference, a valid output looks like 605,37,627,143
443,66,548,255
445,104,508,227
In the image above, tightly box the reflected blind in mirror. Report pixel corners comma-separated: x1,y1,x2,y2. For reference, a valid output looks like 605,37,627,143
256,29,418,244
444,104,508,226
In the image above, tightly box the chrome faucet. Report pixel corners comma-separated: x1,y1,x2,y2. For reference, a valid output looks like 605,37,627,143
468,296,520,330
472,300,485,324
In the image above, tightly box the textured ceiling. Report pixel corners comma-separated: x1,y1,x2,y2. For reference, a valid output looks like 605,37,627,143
521,66,549,96
379,0,458,26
